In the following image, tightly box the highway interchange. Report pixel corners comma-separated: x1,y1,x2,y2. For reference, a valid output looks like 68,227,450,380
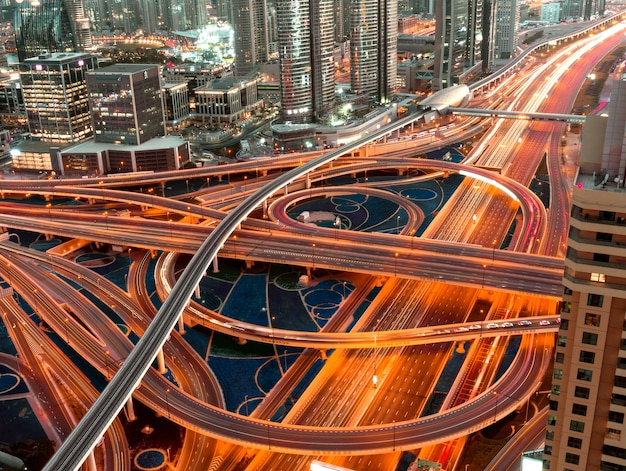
0,11,624,471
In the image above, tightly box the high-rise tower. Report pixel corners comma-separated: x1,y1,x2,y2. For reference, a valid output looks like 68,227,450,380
86,64,166,145
15,0,92,62
232,0,269,77
350,0,397,103
276,0,334,123
433,0,468,90
543,74,626,471
19,52,97,142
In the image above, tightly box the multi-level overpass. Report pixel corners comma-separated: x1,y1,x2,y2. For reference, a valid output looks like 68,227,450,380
37,12,626,469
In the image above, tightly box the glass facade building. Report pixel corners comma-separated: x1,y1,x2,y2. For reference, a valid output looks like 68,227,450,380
350,0,398,103
19,52,97,143
86,64,166,146
15,0,91,62
276,0,334,123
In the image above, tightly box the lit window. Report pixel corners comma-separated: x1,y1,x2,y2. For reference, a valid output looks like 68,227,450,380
590,273,606,282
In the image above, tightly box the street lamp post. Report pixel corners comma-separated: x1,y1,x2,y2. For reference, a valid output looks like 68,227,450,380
396,215,400,234
64,317,69,344
482,264,487,288
244,395,249,416
373,333,378,388
394,252,399,277
165,387,171,419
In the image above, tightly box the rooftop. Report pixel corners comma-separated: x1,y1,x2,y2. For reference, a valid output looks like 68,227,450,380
93,63,159,74
576,171,626,193
23,52,94,64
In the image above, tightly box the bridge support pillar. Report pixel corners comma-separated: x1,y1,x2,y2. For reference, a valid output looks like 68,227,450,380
125,396,136,421
195,284,200,299
263,200,268,219
212,256,219,273
305,173,311,189
87,452,97,471
178,315,186,335
157,349,167,374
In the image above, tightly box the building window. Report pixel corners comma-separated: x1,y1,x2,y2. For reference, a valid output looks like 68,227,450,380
568,436,583,449
615,376,626,389
575,386,590,399
546,430,554,441
608,410,624,424
603,445,626,460
542,460,550,470
580,350,596,363
550,400,559,411
570,420,585,432
596,232,612,242
544,445,552,455
612,393,626,407
577,368,592,381
572,403,587,416
606,428,622,440
591,272,606,282
582,332,598,345
561,301,571,313
548,415,557,426
599,210,615,222
600,461,626,471
552,384,560,396
558,335,568,347
618,358,626,370
553,368,563,380
587,294,604,307
565,453,580,465
556,352,565,363
560,318,569,330
585,313,601,326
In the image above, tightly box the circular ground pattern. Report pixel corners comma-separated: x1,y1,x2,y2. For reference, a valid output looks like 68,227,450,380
135,448,167,470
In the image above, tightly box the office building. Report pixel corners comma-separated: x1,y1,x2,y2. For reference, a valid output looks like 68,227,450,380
493,0,519,60
194,76,263,124
543,75,626,471
276,0,335,123
86,64,166,145
350,0,398,103
14,0,92,62
231,0,269,77
57,136,189,175
433,0,486,90
562,0,605,20
433,0,468,90
19,52,97,143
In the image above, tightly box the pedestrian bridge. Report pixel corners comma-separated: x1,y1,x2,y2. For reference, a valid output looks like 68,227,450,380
447,107,586,123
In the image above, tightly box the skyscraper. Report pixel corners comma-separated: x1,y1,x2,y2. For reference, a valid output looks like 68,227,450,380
276,0,334,123
19,52,97,142
433,0,468,90
562,0,605,20
493,0,519,60
231,0,269,77
543,74,626,471
14,0,92,62
86,64,166,145
350,0,398,103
